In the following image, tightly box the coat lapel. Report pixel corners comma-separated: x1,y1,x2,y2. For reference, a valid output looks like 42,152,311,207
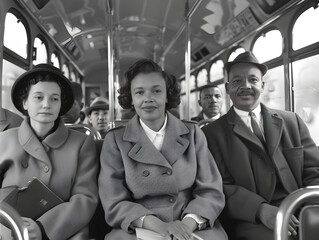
18,119,51,164
125,113,190,168
124,115,172,168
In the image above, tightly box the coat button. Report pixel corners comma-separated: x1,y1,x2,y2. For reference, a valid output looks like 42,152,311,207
43,166,49,173
166,169,172,175
142,170,150,177
168,197,175,203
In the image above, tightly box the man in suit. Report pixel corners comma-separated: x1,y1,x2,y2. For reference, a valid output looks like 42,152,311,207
62,82,84,124
0,107,23,132
202,51,319,240
191,83,223,127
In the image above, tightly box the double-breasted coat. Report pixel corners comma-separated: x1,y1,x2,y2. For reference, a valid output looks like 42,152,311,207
0,118,98,240
202,104,319,238
98,112,227,240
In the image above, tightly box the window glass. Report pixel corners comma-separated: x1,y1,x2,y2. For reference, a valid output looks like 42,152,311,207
51,52,60,68
62,64,70,79
210,60,224,82
190,91,199,119
228,47,245,61
4,12,28,59
33,37,48,65
190,75,196,90
197,68,208,87
180,80,186,94
292,54,319,145
292,7,319,50
2,60,26,114
252,30,282,62
261,65,285,110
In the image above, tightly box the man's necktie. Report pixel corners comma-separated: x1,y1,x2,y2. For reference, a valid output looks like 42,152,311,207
249,111,265,145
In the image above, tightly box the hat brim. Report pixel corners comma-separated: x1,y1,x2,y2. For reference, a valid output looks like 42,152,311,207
11,65,74,116
85,104,109,115
225,61,268,76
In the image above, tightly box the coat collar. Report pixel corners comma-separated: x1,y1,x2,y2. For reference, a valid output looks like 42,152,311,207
226,103,283,155
18,118,69,163
0,108,9,131
124,112,190,167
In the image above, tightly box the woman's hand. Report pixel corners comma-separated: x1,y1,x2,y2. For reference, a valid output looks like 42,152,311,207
143,215,194,240
22,217,42,240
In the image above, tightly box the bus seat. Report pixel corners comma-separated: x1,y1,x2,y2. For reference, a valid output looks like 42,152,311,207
299,205,319,240
275,186,319,240
65,123,102,140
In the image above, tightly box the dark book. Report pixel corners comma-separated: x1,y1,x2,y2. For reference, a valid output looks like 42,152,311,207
14,178,63,219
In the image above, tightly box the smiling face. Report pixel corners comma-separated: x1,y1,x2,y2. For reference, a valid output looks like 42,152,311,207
131,72,167,131
23,81,61,127
226,63,264,111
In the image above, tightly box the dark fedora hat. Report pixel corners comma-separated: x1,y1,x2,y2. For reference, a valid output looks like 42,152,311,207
225,51,268,75
85,97,109,116
11,64,74,116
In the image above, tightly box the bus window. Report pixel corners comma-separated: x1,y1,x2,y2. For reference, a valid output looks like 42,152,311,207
4,12,28,59
292,54,319,145
197,68,208,88
252,29,282,63
70,71,76,82
190,74,196,90
209,60,224,82
292,6,319,50
62,63,70,79
33,36,48,65
2,60,25,114
228,47,245,61
261,65,285,110
51,52,60,68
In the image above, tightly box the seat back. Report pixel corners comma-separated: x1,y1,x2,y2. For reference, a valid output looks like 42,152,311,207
299,205,319,240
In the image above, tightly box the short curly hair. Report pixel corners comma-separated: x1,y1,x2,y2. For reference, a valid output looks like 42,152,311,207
118,59,181,110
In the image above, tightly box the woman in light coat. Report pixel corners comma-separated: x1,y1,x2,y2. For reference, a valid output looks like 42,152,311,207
0,64,98,240
98,59,227,240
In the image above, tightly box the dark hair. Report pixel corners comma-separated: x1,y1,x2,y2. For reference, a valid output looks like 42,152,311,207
118,59,181,110
16,73,67,116
199,83,221,100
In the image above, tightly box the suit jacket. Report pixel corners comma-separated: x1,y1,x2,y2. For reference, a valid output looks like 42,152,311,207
0,108,23,132
191,111,205,122
98,112,226,239
202,104,319,223
0,118,98,240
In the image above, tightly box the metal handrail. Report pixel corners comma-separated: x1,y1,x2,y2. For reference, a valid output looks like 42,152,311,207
65,123,102,140
0,202,29,240
275,186,319,240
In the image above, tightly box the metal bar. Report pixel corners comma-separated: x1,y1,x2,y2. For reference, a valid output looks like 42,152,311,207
184,2,191,120
275,186,319,240
162,0,202,57
106,0,115,129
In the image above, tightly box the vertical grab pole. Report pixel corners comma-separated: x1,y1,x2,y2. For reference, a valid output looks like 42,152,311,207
106,0,115,129
184,2,191,120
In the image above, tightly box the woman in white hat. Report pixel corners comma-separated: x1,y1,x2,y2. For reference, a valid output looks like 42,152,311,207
0,64,98,240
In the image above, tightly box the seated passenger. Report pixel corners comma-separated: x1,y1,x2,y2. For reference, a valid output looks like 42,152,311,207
98,59,227,240
202,51,319,240
191,83,223,127
61,82,84,124
0,64,98,240
85,96,109,138
0,107,23,131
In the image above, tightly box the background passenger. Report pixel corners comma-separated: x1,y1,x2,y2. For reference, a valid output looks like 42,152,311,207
202,51,319,240
0,107,23,131
85,96,109,138
98,59,227,240
61,82,84,124
0,64,98,240
191,84,223,127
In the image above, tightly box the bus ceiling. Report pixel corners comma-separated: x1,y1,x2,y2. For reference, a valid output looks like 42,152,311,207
16,0,306,82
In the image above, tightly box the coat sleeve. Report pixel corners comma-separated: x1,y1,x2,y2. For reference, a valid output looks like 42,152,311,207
203,124,266,223
182,125,225,227
38,135,99,240
295,114,319,186
98,130,155,232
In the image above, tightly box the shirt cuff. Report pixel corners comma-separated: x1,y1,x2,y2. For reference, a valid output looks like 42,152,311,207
183,214,207,230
